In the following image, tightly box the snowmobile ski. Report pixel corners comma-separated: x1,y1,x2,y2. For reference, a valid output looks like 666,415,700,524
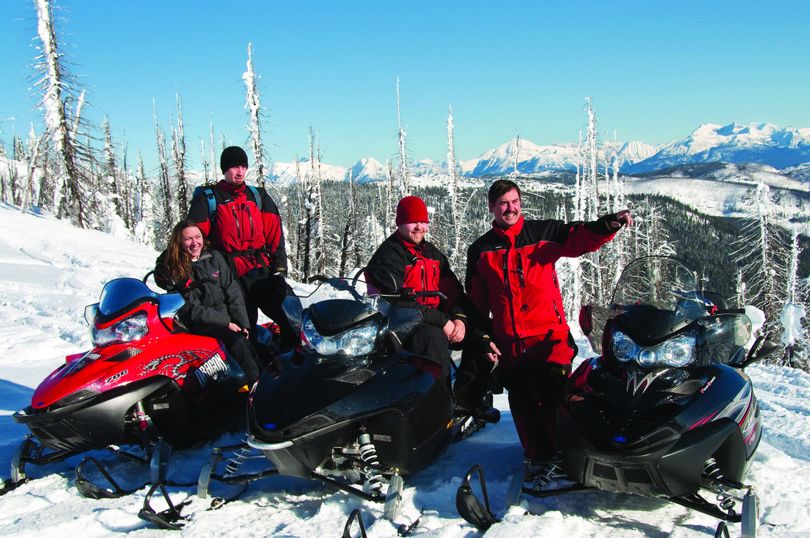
455,464,498,531
342,508,369,538
137,481,192,531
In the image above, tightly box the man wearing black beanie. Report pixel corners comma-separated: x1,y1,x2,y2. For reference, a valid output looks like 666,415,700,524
185,145,298,350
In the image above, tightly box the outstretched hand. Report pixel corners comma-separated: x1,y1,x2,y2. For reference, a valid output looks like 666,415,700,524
608,209,633,230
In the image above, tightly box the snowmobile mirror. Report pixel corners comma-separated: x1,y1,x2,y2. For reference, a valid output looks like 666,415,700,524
83,303,98,326
737,336,780,368
455,464,498,531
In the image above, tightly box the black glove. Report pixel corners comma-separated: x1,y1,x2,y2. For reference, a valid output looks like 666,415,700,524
597,209,632,233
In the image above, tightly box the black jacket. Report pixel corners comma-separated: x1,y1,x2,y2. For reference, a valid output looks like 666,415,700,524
161,250,251,330
365,233,468,329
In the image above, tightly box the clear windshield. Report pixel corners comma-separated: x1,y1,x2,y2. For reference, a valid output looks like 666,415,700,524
285,275,423,339
611,256,707,326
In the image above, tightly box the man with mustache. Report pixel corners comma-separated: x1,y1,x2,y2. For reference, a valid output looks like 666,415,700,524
463,179,632,464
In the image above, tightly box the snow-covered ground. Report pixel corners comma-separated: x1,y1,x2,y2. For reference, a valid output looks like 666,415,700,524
0,204,809,537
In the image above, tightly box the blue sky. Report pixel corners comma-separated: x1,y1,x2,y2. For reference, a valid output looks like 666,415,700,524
1,0,809,174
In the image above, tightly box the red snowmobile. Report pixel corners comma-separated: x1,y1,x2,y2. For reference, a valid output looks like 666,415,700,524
2,275,256,499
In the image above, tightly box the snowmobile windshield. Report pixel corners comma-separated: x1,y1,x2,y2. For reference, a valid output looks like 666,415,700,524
610,257,708,336
96,278,159,321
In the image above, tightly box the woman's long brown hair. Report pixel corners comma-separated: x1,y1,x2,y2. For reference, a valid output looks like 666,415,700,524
165,219,207,284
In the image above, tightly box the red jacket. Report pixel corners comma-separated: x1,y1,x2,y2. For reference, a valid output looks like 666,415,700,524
365,232,467,328
188,180,287,278
465,215,615,364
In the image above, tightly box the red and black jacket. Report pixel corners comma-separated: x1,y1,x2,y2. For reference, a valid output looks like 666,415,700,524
465,215,615,364
188,180,287,278
365,232,467,329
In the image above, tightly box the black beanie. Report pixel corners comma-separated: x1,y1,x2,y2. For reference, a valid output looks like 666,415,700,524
220,146,249,173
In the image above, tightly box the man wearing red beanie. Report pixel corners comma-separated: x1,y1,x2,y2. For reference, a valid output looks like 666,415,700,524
364,196,469,381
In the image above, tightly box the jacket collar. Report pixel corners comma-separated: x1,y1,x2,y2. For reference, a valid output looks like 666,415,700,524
492,215,525,243
393,231,425,255
217,179,246,196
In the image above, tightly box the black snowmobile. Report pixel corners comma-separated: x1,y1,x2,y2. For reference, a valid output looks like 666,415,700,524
193,274,497,525
457,256,778,537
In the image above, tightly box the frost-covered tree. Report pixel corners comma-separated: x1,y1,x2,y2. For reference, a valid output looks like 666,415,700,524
10,136,25,206
21,125,46,213
34,0,89,227
339,171,359,276
731,183,791,347
153,101,173,241
446,106,463,269
172,94,189,215
395,77,410,197
133,152,155,247
244,42,268,191
511,133,521,178
209,119,217,183
101,117,123,224
384,159,395,231
780,227,808,369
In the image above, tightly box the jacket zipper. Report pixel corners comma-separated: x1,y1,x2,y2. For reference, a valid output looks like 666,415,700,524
231,207,241,241
503,248,523,352
553,301,563,323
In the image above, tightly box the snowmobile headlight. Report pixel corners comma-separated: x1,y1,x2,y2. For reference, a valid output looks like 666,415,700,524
611,329,696,368
611,330,639,362
656,332,697,367
92,312,149,346
301,315,378,358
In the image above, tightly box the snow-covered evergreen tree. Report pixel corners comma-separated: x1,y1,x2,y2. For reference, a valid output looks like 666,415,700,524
21,125,45,213
133,151,155,247
172,94,189,215
10,136,25,206
244,43,268,191
731,183,791,351
339,171,359,276
395,77,410,197
446,106,464,270
780,226,807,369
385,159,395,231
34,0,88,227
153,101,173,242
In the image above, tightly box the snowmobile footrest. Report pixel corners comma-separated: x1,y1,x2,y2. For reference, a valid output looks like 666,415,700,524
316,473,386,502
455,464,498,531
138,482,191,530
670,493,742,523
522,483,597,498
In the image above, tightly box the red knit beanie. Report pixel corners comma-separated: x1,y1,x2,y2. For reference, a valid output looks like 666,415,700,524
396,196,430,225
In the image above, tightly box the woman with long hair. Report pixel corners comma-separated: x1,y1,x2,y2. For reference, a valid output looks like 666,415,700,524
158,219,262,384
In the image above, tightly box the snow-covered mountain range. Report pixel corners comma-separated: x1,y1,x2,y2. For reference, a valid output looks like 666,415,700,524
625,123,810,174
273,122,810,184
